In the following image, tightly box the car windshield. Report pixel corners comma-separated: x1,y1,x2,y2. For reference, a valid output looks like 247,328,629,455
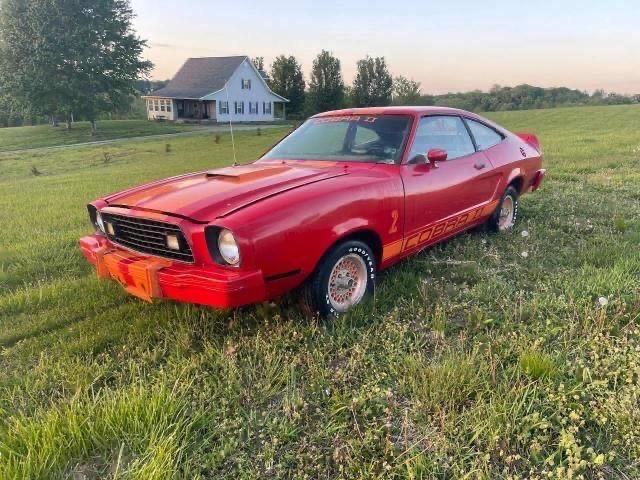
261,114,412,164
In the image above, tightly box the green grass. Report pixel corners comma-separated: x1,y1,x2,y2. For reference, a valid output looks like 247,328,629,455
0,120,203,152
1,105,640,478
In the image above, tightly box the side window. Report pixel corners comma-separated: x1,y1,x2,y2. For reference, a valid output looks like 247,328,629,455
466,119,503,150
409,116,475,160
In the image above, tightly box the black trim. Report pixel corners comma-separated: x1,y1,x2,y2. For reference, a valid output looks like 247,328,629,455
461,116,479,152
204,225,240,266
87,204,98,229
265,269,302,282
101,212,194,262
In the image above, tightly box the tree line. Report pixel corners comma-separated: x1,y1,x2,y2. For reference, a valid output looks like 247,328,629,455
253,52,639,119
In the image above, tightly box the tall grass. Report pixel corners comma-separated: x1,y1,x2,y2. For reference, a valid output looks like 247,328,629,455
0,106,639,477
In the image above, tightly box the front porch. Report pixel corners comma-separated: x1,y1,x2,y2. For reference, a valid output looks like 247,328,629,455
176,100,216,121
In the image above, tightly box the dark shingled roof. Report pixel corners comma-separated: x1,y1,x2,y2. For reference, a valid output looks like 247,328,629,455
148,56,247,99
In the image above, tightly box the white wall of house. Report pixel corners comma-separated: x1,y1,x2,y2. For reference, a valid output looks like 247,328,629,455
146,98,177,121
203,58,286,122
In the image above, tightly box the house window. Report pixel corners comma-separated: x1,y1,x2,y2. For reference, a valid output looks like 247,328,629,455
235,101,244,114
249,102,258,114
219,101,229,114
166,101,172,113
160,100,166,112
241,79,251,89
263,102,272,114
154,100,159,112
147,100,153,112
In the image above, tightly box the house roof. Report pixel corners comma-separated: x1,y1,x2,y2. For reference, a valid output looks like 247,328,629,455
147,56,247,99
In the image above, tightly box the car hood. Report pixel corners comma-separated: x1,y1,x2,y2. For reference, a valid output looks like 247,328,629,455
104,161,349,222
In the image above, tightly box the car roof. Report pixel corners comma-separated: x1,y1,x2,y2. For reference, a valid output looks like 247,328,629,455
312,106,476,118
310,106,510,136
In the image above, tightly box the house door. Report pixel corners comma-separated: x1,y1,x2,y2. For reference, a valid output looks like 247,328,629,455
177,101,184,118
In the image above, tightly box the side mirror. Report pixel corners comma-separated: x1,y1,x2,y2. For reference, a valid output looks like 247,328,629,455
427,148,447,166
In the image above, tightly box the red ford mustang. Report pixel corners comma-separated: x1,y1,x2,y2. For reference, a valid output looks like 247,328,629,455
80,107,545,316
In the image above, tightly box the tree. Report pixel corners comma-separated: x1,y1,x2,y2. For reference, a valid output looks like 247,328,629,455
308,50,344,113
0,0,151,133
268,55,305,116
135,79,170,94
392,76,421,105
252,56,269,82
351,56,393,107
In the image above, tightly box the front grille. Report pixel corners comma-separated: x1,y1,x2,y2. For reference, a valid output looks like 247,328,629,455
101,213,194,262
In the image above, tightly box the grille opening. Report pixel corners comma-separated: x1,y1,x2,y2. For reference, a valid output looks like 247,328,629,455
101,213,194,262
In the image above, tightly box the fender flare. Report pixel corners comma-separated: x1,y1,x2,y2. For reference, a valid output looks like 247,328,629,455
505,168,525,194
321,221,384,267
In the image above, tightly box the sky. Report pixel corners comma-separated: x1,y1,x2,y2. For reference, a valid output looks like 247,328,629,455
131,0,640,95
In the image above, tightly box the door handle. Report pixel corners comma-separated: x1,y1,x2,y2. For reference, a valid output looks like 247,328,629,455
474,162,486,170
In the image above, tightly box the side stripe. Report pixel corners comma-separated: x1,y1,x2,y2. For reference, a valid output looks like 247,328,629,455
381,200,499,261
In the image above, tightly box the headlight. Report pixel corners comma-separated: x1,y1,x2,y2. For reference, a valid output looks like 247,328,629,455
218,229,240,265
96,211,105,233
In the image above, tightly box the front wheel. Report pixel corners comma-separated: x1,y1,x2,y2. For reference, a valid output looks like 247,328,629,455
487,185,519,232
302,240,376,317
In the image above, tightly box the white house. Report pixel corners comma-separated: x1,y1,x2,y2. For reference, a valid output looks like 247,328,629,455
142,56,288,122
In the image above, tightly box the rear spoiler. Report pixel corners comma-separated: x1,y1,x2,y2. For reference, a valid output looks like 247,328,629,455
515,132,542,154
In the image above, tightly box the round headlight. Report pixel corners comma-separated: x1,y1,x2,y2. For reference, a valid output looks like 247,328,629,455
96,211,105,233
218,229,240,265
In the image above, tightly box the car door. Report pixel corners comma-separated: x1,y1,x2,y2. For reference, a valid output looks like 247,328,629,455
400,115,500,251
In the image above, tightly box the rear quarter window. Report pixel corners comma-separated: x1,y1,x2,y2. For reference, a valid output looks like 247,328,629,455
466,119,504,151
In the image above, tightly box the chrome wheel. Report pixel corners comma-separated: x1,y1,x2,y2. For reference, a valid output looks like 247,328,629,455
328,253,368,313
498,195,515,231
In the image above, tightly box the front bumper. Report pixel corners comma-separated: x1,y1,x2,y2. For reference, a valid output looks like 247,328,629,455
79,234,266,309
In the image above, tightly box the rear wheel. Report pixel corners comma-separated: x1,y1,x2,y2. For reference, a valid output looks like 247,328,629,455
487,185,519,232
302,240,376,317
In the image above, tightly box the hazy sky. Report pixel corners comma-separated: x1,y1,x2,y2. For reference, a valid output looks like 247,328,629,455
131,0,639,94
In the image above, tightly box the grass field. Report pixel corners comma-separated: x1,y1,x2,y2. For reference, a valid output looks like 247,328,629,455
0,120,203,152
1,105,639,479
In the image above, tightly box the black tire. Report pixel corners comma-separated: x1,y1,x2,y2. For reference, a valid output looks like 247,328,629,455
302,240,376,317
487,185,519,233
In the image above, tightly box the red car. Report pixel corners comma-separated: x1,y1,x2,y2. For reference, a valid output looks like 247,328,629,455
80,107,545,316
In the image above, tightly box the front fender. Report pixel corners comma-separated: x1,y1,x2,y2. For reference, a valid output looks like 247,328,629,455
220,168,404,295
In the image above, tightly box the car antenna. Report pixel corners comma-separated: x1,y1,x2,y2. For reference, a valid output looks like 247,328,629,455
223,83,238,166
